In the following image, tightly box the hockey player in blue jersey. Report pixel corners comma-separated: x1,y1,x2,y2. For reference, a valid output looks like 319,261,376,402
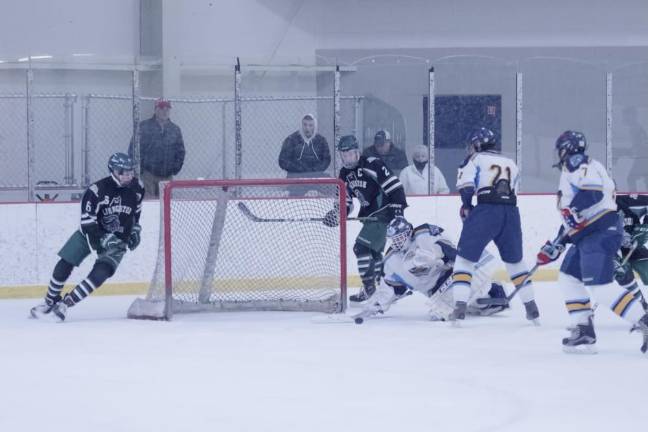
536,131,648,354
448,127,539,324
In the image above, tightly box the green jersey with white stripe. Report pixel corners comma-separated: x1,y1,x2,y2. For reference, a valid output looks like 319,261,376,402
338,156,407,221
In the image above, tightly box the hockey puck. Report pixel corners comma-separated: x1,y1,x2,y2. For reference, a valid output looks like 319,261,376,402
354,317,364,324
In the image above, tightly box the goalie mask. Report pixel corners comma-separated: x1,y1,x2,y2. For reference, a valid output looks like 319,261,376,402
108,152,135,187
387,216,413,252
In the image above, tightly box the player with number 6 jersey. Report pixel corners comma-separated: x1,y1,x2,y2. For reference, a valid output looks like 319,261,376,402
30,153,145,322
448,127,539,324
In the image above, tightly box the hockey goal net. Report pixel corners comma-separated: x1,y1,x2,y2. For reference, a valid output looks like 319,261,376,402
128,178,347,320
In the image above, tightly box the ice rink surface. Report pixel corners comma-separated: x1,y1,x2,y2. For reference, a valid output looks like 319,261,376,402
1,282,647,432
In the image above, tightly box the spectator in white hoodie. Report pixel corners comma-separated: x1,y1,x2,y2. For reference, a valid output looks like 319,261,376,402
399,144,450,195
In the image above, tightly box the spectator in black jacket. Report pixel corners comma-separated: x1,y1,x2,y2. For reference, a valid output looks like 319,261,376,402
362,130,408,176
278,113,331,196
129,98,185,198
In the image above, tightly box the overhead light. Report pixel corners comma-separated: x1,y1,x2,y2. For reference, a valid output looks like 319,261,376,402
30,55,52,60
72,53,94,57
18,57,29,62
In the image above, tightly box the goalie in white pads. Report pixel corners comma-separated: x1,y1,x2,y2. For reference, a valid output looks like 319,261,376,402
361,216,508,321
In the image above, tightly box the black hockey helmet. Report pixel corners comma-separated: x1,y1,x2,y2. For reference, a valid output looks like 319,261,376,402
555,130,587,167
108,152,135,186
337,135,359,152
468,127,497,153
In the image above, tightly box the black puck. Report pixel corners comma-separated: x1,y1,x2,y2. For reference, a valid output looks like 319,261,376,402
354,317,364,324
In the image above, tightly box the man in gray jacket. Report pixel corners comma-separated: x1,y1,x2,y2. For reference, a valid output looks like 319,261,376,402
129,98,185,198
278,113,331,196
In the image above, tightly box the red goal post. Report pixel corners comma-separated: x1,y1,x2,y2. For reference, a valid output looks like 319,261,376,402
128,178,348,320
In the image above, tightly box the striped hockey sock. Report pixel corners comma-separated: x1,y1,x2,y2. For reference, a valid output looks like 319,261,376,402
46,277,65,305
63,278,97,306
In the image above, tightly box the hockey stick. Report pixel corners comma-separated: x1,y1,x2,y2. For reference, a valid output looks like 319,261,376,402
477,231,570,306
237,202,377,223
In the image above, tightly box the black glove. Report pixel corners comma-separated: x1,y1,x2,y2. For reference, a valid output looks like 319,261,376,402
389,203,404,219
323,209,340,227
128,223,142,251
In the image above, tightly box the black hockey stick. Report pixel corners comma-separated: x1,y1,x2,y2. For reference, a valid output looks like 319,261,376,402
477,231,570,307
237,202,376,223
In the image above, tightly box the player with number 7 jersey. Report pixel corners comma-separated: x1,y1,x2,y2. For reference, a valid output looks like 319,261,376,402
448,127,539,324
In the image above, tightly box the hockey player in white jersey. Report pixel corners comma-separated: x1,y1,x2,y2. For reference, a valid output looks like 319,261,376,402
536,131,648,354
361,216,509,321
448,127,539,323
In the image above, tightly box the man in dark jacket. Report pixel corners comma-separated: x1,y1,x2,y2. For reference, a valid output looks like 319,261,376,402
129,98,185,198
278,113,331,196
362,130,408,176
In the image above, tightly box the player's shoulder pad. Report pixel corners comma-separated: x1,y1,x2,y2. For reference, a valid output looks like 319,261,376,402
413,223,444,237
88,183,99,196
458,154,476,169
565,154,588,172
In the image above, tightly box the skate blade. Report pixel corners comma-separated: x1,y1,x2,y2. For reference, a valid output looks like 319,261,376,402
311,314,355,324
563,344,598,355
29,308,51,320
529,318,541,327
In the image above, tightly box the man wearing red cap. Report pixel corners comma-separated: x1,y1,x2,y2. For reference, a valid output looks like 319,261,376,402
129,98,185,198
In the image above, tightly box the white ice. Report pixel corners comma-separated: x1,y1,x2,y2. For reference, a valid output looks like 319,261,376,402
1,282,647,432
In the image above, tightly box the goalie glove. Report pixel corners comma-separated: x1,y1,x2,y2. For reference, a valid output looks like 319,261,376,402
128,223,142,251
322,209,339,228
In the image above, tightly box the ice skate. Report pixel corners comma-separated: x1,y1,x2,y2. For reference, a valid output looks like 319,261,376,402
50,302,69,322
630,314,648,355
29,295,61,319
524,300,540,325
349,283,376,303
449,301,467,326
562,316,597,354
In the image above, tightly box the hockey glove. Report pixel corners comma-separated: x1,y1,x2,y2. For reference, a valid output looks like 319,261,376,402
322,209,339,228
536,241,565,266
128,223,142,251
560,207,585,230
460,204,473,221
632,224,648,247
389,203,404,219
99,233,123,252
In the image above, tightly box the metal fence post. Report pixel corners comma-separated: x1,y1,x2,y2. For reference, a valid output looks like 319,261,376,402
516,72,523,192
26,69,35,201
606,72,613,175
63,93,77,185
82,95,90,186
333,65,341,175
427,67,435,194
132,69,141,175
234,59,242,180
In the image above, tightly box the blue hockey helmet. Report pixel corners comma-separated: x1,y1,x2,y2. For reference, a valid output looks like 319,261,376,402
108,152,135,185
555,130,587,167
468,127,497,153
387,216,413,251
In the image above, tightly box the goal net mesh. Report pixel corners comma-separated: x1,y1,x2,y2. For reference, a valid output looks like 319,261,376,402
128,179,346,319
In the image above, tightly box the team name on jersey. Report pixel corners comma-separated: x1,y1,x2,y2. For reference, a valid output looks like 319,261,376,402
102,205,133,216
